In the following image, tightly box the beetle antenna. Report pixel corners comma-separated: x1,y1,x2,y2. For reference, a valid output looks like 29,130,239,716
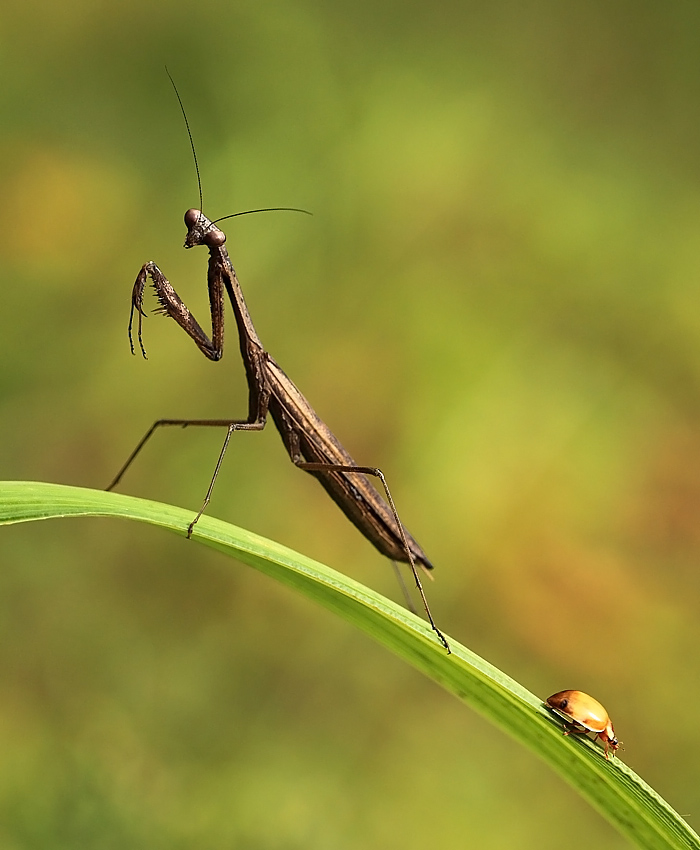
165,67,203,215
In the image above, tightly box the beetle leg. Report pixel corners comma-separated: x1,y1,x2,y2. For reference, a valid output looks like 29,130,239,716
562,724,588,738
599,736,612,759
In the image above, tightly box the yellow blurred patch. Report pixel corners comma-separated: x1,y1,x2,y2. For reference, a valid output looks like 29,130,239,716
0,147,134,278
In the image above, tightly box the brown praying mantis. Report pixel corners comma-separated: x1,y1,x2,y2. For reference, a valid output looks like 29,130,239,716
107,77,449,652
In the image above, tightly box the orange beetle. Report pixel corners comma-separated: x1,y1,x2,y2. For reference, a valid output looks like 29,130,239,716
546,690,620,760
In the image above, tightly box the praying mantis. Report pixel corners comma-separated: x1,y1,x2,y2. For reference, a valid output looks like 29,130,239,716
108,76,449,652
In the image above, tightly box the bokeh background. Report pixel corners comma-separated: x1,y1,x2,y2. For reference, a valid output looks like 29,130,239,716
0,1,699,846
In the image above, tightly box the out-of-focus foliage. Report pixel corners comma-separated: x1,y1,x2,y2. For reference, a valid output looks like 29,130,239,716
5,483,698,850
1,2,700,847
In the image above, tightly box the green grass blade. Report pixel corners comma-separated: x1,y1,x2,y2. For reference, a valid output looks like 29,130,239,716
0,481,696,850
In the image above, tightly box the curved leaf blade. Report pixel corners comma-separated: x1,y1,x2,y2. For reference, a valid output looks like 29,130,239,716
0,481,696,850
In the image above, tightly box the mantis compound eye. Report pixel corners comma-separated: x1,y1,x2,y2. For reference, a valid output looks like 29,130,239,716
203,227,226,248
184,208,202,228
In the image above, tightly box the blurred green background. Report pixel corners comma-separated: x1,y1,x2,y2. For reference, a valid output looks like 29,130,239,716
1,1,699,846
